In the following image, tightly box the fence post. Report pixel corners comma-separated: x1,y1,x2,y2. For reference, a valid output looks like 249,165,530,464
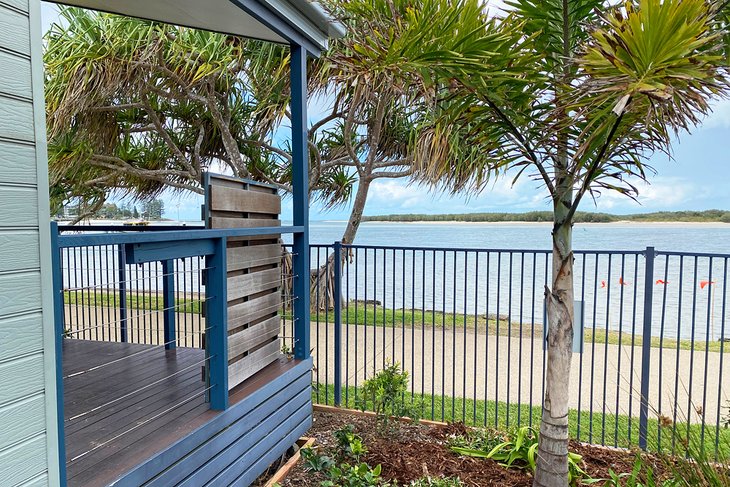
162,260,176,350
206,237,228,410
117,245,128,342
639,246,655,450
333,241,342,406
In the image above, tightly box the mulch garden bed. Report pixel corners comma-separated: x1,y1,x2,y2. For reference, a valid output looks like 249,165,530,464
260,410,670,486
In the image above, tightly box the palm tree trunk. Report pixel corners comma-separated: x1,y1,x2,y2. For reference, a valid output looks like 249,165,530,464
534,204,575,487
311,177,372,310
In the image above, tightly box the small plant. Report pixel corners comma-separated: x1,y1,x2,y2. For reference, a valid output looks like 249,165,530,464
301,437,388,486
356,362,419,433
450,426,588,486
280,343,293,359
301,446,336,473
333,425,367,462
409,476,463,486
586,454,680,487
447,427,502,454
322,462,384,487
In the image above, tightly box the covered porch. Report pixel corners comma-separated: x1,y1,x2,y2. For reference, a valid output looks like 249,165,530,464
37,0,344,486
63,339,309,487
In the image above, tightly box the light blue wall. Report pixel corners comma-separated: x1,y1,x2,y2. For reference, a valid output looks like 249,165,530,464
0,0,60,484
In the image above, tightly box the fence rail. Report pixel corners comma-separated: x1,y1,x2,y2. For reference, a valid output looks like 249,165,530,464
305,242,730,460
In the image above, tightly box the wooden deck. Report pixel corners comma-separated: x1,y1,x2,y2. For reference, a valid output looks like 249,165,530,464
63,339,208,487
62,339,307,487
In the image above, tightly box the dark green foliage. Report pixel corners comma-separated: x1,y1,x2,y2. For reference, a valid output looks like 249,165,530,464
333,425,367,462
300,433,387,487
302,447,337,473
322,463,385,487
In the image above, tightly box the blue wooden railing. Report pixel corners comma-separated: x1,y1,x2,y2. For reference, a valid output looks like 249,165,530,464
50,222,310,483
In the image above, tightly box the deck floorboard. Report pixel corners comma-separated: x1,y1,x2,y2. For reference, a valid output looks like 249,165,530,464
63,339,208,487
62,339,302,487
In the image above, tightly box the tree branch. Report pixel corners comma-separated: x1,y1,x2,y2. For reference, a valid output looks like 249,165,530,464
139,97,197,176
481,96,556,195
565,110,627,224
370,168,413,179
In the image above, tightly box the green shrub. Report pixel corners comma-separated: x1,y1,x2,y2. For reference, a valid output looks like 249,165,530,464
356,362,419,433
301,431,389,487
333,425,367,462
301,446,336,473
322,463,385,487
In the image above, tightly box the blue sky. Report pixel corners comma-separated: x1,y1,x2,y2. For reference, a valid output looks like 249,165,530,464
41,2,730,222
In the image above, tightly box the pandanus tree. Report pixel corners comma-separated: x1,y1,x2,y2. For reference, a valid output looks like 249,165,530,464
44,8,361,220
44,1,511,308
301,0,524,308
44,2,492,231
416,1,730,485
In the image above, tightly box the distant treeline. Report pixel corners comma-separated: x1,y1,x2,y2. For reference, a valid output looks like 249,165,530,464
363,210,730,223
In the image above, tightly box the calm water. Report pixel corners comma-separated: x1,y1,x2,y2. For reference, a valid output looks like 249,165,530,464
65,220,730,340
308,221,730,254
302,221,730,341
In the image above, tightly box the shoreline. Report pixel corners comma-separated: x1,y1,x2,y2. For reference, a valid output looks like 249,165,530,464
356,220,730,227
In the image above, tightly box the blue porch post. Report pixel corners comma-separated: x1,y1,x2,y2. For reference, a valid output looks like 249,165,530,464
117,245,128,342
207,237,229,410
49,222,67,485
290,43,311,361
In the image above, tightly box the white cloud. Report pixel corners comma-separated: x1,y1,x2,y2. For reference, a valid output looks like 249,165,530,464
699,99,730,130
589,176,695,211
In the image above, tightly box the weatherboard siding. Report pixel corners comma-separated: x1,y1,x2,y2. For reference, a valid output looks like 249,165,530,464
0,0,59,484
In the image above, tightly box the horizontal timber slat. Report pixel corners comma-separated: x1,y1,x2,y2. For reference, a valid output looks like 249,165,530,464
228,340,280,390
210,185,281,215
226,244,281,272
227,293,280,331
209,217,280,230
228,316,280,358
227,268,280,302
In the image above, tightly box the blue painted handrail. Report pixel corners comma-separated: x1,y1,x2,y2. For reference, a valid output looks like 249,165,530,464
56,225,303,248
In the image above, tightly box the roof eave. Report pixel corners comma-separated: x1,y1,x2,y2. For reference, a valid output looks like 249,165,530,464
255,0,345,53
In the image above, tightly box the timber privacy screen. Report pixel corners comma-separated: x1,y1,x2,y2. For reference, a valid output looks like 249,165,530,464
300,243,730,460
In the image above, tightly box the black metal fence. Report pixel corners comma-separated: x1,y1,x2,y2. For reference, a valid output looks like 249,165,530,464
59,232,730,458
304,243,730,459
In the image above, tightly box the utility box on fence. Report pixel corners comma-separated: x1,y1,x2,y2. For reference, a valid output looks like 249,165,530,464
543,300,584,354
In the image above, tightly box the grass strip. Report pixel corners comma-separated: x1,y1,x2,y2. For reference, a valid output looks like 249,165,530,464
313,383,730,460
